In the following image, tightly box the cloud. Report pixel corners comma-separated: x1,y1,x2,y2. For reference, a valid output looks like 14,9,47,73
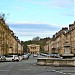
14,29,56,40
8,21,63,27
15,31,56,37
13,6,25,10
51,0,74,8
8,21,50,25
9,23,61,31
16,0,73,9
8,23,61,41
62,13,74,17
26,0,73,8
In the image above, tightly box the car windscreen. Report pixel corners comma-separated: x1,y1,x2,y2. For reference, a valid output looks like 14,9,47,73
6,55,13,57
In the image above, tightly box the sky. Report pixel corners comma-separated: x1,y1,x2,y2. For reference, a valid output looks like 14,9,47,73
0,0,74,41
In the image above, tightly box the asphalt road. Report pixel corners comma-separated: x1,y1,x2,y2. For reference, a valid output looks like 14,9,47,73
0,55,75,75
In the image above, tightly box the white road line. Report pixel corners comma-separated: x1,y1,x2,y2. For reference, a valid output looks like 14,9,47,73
67,73,72,75
53,69,72,75
55,70,67,75
19,69,31,71
0,70,10,72
56,71,59,72
53,70,55,71
62,73,66,74
59,71,63,74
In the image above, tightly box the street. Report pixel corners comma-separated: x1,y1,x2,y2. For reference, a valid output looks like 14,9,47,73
0,55,75,75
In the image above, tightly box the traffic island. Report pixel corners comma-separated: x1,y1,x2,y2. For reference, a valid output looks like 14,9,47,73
37,42,75,66
36,58,75,66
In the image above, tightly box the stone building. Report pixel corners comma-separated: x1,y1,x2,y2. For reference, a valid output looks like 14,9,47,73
18,41,23,54
27,44,40,54
0,17,23,55
44,40,51,54
48,36,57,54
44,22,75,55
54,27,68,55
65,22,75,54
44,27,68,55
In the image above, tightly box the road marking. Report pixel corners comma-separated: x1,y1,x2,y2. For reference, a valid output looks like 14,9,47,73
53,70,55,71
56,71,59,72
19,69,31,71
59,71,63,73
0,70,10,72
67,73,72,75
53,69,73,75
62,73,66,74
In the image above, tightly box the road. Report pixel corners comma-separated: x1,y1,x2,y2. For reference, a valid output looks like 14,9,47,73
0,55,75,75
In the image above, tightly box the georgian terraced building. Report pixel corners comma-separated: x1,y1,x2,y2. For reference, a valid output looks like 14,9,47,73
44,22,75,55
0,18,23,55
44,40,50,54
66,22,75,54
27,44,40,54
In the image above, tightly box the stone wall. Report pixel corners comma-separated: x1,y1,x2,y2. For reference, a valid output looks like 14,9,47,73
37,58,75,66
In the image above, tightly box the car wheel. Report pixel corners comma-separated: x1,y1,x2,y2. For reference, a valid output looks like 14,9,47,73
12,59,14,62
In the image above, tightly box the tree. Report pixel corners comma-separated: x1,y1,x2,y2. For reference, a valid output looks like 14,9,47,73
0,12,9,23
0,12,5,20
22,37,51,53
32,36,40,41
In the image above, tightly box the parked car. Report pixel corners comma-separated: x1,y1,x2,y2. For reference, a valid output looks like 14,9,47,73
47,53,62,58
5,55,20,62
40,53,47,56
0,55,6,61
22,54,29,59
33,54,38,57
18,55,23,61
27,53,31,56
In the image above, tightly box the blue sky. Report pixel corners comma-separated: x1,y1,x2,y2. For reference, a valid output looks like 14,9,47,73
0,0,74,41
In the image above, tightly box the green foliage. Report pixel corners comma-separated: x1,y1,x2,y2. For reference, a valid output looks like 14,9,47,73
32,36,40,41
22,37,50,53
0,12,5,20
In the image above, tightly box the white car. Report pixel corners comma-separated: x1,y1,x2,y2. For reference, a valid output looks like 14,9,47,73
33,54,38,57
22,54,29,59
5,55,20,62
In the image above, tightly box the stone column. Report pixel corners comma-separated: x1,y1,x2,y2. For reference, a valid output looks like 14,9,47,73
62,43,74,58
